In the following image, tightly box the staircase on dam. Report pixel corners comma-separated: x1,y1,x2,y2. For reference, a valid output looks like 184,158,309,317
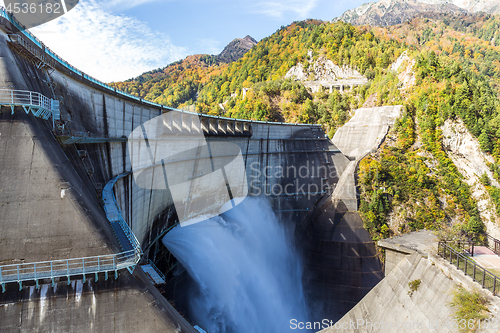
141,260,167,285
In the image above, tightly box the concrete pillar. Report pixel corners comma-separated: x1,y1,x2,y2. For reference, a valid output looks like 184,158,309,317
181,114,191,133
209,118,218,135
235,121,243,135
162,112,173,132
201,117,209,134
243,122,251,136
218,120,227,135
227,120,235,135
191,115,201,133
172,112,182,132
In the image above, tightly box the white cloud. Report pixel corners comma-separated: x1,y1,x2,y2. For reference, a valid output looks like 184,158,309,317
251,0,318,19
198,38,222,55
102,0,166,11
30,0,187,82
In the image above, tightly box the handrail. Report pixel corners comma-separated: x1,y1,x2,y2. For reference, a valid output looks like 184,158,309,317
485,234,500,255
437,242,500,296
144,259,166,283
0,250,135,283
0,6,320,127
7,33,56,68
0,89,59,120
102,172,142,253
0,164,141,293
0,89,52,110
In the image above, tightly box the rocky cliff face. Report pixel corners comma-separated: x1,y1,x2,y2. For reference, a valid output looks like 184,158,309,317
390,50,416,91
284,52,367,93
216,35,257,63
335,0,499,26
441,119,500,238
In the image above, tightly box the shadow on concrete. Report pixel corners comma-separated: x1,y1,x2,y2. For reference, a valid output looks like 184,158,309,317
299,199,384,323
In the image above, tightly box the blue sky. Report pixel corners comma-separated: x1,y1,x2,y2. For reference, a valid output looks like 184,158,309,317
14,0,370,81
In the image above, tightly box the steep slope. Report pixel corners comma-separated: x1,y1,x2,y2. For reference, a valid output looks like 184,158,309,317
110,35,257,107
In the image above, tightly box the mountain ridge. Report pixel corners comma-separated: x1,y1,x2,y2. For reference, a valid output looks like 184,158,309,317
336,0,500,26
217,35,258,63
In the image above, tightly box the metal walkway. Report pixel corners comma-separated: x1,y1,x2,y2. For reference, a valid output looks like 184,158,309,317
141,260,166,285
0,171,142,293
0,89,59,121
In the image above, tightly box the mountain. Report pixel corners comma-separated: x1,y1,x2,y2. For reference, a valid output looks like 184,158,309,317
336,0,500,26
216,35,258,63
109,15,500,241
110,36,258,106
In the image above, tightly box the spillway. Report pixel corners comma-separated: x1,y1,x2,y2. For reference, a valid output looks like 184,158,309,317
163,197,309,332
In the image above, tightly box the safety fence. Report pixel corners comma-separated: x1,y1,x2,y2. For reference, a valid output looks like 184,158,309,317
0,89,58,120
485,234,500,256
143,259,166,284
7,33,56,69
0,250,137,292
0,167,142,293
437,242,500,296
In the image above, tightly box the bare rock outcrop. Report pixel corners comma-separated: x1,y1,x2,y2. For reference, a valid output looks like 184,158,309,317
441,119,500,237
390,50,416,91
285,53,368,93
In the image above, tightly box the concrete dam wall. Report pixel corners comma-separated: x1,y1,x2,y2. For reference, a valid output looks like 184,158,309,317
0,12,385,332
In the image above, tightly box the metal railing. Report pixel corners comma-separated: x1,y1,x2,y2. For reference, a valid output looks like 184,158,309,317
438,242,500,296
8,33,55,68
0,165,142,293
0,6,321,127
0,89,58,120
485,234,500,255
144,259,166,284
0,250,136,291
102,172,142,253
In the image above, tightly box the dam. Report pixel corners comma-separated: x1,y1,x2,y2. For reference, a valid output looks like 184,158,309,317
0,8,387,332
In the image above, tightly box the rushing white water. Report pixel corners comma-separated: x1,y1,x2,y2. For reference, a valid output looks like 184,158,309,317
162,197,310,333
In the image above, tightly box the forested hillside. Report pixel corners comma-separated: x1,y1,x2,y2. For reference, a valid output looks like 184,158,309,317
357,14,500,241
112,20,405,134
110,13,500,241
